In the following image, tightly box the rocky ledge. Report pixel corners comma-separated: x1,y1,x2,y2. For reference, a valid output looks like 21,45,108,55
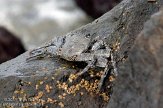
0,0,162,108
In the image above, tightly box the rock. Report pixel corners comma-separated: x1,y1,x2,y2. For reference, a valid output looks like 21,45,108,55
0,0,92,49
107,8,163,108
0,0,162,108
0,26,25,64
75,0,122,19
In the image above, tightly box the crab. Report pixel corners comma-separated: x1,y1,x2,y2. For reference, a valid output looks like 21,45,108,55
27,33,117,89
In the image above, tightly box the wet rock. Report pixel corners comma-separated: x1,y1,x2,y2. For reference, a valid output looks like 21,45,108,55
107,8,163,108
0,26,25,64
0,0,162,108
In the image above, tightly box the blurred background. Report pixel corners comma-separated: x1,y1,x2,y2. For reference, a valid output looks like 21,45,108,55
0,0,121,63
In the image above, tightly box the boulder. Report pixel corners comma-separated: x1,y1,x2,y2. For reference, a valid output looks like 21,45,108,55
0,26,25,64
75,0,122,19
0,0,162,108
108,8,163,108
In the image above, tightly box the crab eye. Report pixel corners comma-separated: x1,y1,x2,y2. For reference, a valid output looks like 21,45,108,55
85,34,90,38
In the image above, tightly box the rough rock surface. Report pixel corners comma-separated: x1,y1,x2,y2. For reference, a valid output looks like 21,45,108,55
107,8,163,108
0,0,162,108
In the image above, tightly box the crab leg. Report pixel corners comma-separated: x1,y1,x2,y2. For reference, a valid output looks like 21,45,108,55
77,59,96,76
110,53,118,76
98,64,110,90
98,52,117,89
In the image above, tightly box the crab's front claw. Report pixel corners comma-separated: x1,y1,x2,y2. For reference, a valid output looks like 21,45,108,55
26,46,48,62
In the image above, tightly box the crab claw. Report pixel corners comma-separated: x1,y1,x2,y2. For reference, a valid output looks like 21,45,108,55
26,45,49,62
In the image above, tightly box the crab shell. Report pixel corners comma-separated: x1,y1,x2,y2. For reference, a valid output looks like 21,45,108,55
57,34,91,61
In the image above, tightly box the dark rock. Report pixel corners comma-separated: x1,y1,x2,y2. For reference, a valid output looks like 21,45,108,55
0,27,25,64
75,0,122,19
0,0,162,108
107,8,163,108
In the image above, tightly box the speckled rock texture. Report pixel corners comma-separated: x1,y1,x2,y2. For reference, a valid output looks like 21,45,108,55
107,8,163,108
0,0,162,108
